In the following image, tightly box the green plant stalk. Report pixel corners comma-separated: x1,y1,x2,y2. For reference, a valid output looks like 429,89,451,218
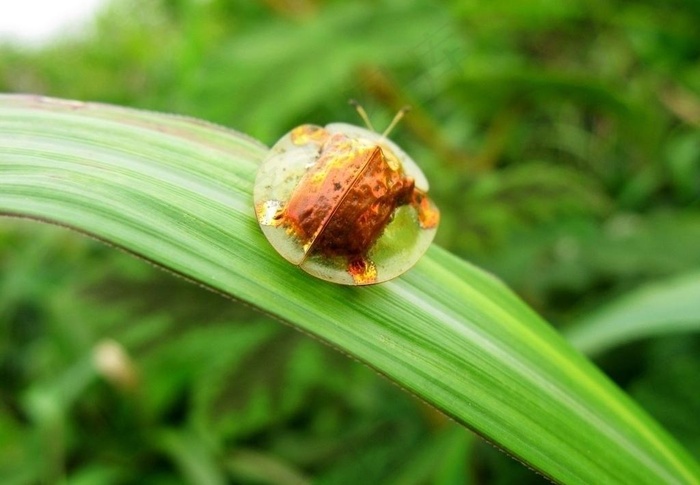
1,95,698,484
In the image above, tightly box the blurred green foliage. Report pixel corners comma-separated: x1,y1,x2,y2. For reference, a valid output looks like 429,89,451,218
1,0,699,482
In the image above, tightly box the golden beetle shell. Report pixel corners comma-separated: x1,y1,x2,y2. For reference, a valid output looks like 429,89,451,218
254,122,439,285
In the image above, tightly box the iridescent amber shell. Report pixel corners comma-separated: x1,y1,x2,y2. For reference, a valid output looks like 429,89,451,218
254,122,439,285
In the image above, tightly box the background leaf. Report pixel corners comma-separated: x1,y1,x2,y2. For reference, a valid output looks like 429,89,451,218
565,272,700,356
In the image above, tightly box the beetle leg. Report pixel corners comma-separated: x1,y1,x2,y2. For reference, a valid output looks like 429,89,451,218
347,256,378,285
411,189,440,229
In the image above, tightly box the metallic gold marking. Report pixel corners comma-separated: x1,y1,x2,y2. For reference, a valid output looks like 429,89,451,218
290,125,329,145
256,200,285,226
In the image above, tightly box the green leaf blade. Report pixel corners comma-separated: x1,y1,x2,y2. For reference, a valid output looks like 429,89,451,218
1,95,698,484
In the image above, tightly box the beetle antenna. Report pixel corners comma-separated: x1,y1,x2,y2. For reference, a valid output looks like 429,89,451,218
349,99,375,132
382,105,411,138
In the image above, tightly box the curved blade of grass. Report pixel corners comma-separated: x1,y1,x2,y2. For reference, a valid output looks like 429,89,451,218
1,95,698,484
565,272,700,356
